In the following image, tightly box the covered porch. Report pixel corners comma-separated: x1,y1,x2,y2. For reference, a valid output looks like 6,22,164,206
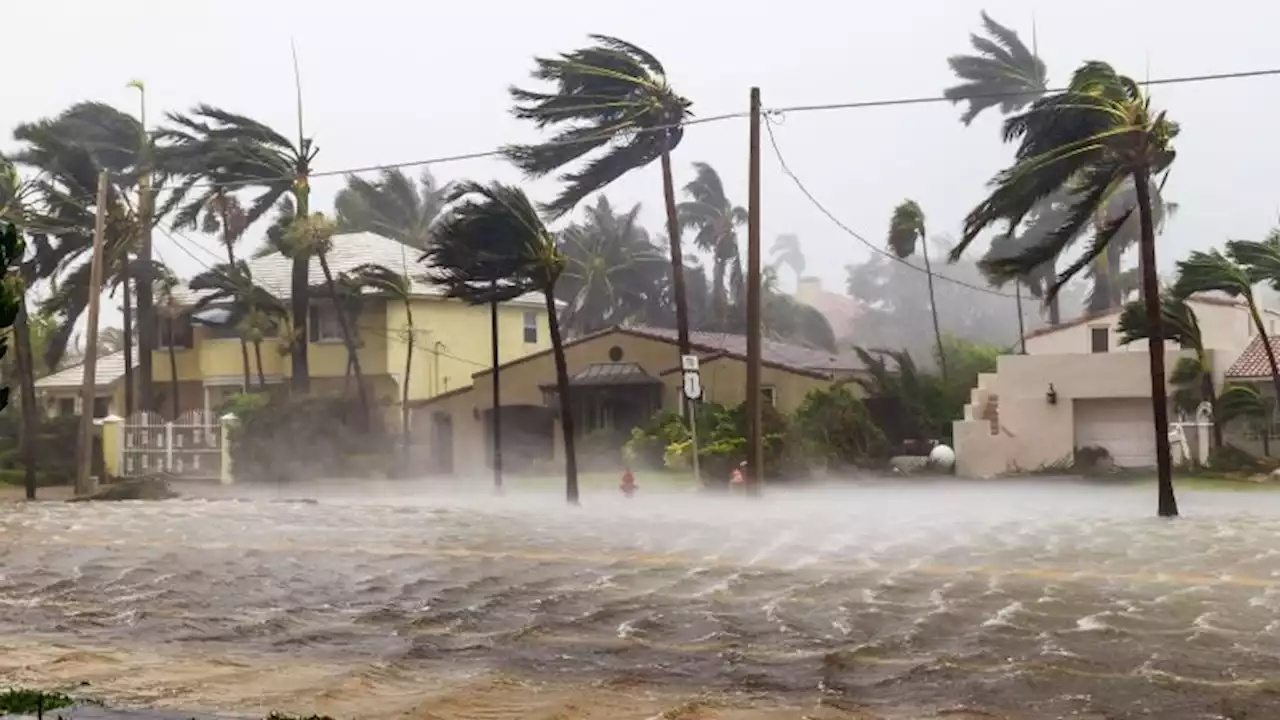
541,362,665,468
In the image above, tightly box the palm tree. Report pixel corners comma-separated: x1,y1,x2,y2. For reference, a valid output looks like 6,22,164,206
1084,181,1178,312
952,61,1181,517
677,162,747,316
944,12,1048,125
335,168,450,249
887,200,946,380
425,181,579,504
161,105,318,393
504,35,695,358
155,269,183,420
557,196,666,336
771,234,805,288
1117,294,1222,448
345,263,415,472
1174,246,1280,410
284,212,371,421
1219,384,1272,456
188,260,287,390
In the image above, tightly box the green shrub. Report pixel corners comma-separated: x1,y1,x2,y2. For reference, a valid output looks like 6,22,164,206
634,402,806,482
229,395,391,484
793,384,887,468
0,413,95,486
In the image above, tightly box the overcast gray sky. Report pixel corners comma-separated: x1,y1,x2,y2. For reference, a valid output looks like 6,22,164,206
11,0,1280,326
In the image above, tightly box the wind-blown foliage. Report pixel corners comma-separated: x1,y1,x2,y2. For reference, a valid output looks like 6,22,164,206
951,60,1180,517
344,262,415,471
1218,384,1272,456
1117,294,1222,448
886,199,946,379
770,234,805,287
678,162,747,313
334,168,450,249
188,261,287,390
425,181,579,503
161,105,318,392
944,11,1048,125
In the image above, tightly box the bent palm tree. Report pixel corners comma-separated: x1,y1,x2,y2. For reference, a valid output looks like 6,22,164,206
188,260,286,390
335,168,449,249
425,181,579,504
1219,384,1272,456
944,11,1048,125
1174,247,1280,408
771,234,805,288
677,162,747,315
346,263,415,472
888,200,946,379
1117,294,1222,449
161,105,317,393
504,35,695,357
952,61,1180,517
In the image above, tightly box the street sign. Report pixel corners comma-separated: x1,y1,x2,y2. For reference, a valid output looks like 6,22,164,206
681,354,700,372
682,371,702,400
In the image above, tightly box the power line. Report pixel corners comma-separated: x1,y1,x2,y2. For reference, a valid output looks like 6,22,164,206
761,114,1017,299
766,66,1280,116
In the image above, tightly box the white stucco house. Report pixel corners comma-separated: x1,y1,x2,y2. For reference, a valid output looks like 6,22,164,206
954,294,1280,477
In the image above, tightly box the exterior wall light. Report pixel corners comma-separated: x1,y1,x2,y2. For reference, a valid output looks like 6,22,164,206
1046,383,1058,405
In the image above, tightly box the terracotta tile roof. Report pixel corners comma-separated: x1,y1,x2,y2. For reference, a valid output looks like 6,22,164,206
1226,335,1280,378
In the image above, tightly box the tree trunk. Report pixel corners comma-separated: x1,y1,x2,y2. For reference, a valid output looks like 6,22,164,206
122,258,134,416
290,184,311,395
317,253,370,424
402,301,414,477
1134,167,1178,518
15,301,39,500
546,287,578,505
137,177,155,412
254,340,267,390
920,236,948,380
1245,300,1280,413
167,317,179,421
1014,281,1027,354
660,147,693,421
1200,366,1224,450
221,202,252,394
490,296,503,492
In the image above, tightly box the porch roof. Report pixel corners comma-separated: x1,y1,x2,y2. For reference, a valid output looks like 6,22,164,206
539,362,662,389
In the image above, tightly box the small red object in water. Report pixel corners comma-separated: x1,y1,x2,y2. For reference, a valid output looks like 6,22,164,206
730,466,746,486
620,468,637,497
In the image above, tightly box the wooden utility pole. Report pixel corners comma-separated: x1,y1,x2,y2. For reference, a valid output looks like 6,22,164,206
130,80,156,414
745,87,764,496
75,170,109,496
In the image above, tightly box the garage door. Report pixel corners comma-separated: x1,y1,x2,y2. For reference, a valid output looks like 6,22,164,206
1073,398,1157,468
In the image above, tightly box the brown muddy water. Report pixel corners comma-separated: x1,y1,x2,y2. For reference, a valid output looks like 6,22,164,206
3,480,1280,719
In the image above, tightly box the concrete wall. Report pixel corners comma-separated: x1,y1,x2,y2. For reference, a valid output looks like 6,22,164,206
1024,299,1263,356
953,348,1229,477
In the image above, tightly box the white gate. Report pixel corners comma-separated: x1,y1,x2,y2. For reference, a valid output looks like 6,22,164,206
123,410,223,480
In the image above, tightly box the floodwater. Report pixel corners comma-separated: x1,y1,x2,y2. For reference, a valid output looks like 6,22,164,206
4,480,1280,719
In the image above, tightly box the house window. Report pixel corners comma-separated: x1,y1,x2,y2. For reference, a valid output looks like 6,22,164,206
308,301,352,343
93,397,110,417
1090,327,1109,353
57,397,75,417
523,311,538,344
761,386,777,407
157,316,194,349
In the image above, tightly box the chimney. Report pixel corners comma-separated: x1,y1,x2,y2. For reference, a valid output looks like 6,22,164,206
796,276,822,304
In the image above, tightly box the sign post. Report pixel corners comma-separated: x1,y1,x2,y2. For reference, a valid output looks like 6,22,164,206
681,355,702,484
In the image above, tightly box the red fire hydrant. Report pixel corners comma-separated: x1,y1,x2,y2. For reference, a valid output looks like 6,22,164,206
730,462,747,491
620,467,637,498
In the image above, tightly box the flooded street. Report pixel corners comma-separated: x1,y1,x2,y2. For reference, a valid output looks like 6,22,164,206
3,480,1280,719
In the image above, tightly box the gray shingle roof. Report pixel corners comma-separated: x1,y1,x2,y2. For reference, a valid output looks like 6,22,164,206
35,351,128,389
172,231,547,308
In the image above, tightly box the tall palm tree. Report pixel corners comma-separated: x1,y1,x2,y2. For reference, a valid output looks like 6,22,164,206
426,181,579,504
1174,246,1280,409
188,260,287,390
504,35,695,358
953,61,1181,517
284,212,371,421
887,199,946,380
1117,294,1222,449
557,196,666,336
172,189,252,390
677,162,747,316
345,263,415,472
334,168,450,249
161,105,318,393
944,11,1048,125
155,269,183,420
770,234,805,288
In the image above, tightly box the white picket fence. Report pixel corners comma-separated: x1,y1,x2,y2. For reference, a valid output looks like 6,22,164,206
122,410,223,480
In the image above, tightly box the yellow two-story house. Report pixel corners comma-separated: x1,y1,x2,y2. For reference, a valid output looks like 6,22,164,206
34,231,555,422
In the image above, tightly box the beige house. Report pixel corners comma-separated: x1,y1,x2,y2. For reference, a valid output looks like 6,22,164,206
954,294,1280,477
411,326,868,477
